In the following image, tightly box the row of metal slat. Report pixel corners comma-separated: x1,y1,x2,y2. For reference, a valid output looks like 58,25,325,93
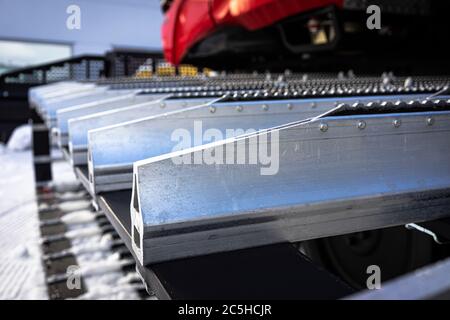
30,73,450,297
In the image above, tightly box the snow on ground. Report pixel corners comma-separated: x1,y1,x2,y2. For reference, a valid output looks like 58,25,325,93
0,150,47,299
0,146,143,300
6,125,32,151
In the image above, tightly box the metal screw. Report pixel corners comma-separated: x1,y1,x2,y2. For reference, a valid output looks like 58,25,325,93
262,104,269,111
358,120,366,130
426,117,434,126
287,103,293,110
393,119,401,128
160,102,166,108
236,105,243,112
319,123,328,132
209,106,216,113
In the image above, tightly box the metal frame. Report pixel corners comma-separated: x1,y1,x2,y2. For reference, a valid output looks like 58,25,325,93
23,68,450,298
68,96,206,165
86,93,438,194
55,91,152,146
131,110,450,265
86,96,338,194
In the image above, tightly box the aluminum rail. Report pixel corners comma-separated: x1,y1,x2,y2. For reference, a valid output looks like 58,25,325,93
29,81,85,105
68,97,211,165
43,89,144,128
86,93,438,194
34,85,105,116
130,106,450,265
55,93,163,147
36,87,113,124
30,82,98,107
86,95,348,194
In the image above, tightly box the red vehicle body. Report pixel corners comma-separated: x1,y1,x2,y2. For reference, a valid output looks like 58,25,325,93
162,0,344,65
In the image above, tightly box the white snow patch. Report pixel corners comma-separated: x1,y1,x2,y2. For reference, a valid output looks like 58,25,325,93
69,234,115,256
61,210,96,225
57,200,91,212
57,191,87,201
0,151,47,299
75,283,144,300
64,225,102,239
74,252,140,300
6,125,32,151
52,158,79,189
0,149,149,300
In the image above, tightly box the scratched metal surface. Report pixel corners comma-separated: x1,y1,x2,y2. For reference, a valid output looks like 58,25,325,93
86,98,327,193
68,98,210,154
88,94,435,167
56,93,154,139
134,111,450,225
87,94,437,193
30,82,98,108
29,81,85,105
130,110,450,263
38,87,110,119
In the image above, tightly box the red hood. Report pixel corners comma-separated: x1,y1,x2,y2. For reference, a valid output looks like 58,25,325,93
162,0,344,65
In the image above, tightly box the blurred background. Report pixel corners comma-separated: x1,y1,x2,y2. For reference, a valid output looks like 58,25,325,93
0,0,162,74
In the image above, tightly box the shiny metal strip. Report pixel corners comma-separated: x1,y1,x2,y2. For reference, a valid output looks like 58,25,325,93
131,111,450,264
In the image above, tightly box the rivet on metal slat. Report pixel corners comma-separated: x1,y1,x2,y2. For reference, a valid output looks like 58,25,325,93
393,119,402,128
358,121,366,130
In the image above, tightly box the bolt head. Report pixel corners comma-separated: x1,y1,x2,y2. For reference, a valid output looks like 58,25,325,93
287,103,293,110
426,117,434,126
358,120,366,130
319,123,328,132
393,119,401,128
209,106,216,113
236,105,243,112
262,104,269,111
